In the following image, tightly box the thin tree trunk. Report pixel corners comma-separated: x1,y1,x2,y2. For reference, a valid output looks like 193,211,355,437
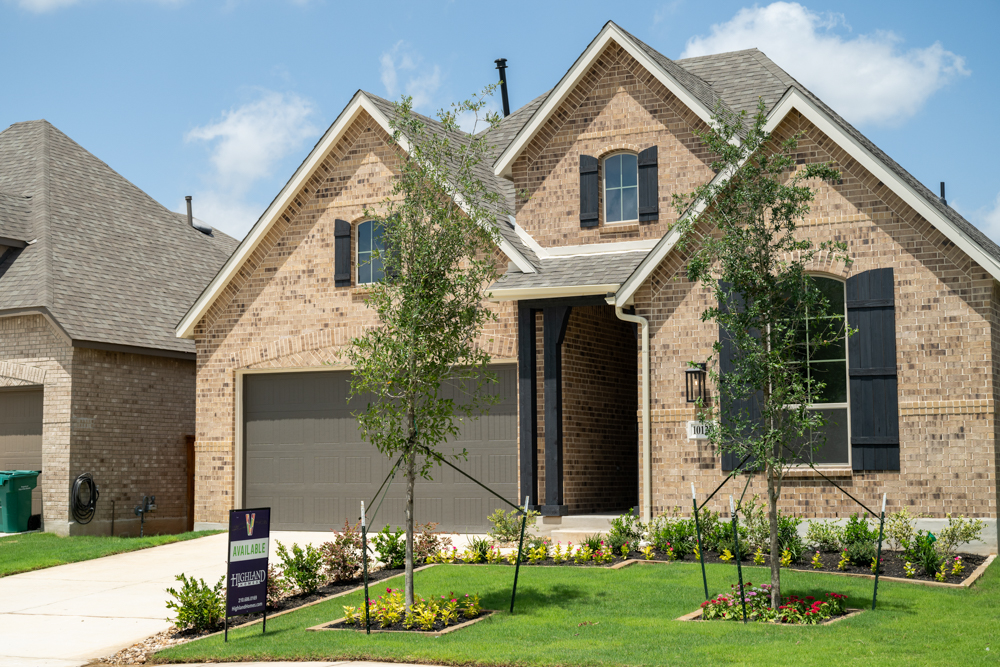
404,431,416,613
767,462,781,609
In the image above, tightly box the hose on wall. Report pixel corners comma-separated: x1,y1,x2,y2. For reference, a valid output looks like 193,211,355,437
71,472,99,524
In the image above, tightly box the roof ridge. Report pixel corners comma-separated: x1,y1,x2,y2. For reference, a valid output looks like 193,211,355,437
675,47,763,62
38,120,53,311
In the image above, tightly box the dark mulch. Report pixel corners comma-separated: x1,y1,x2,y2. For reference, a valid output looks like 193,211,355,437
452,549,986,585
322,609,493,633
171,567,404,639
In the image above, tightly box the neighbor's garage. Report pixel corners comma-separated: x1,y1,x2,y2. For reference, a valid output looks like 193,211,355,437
0,386,43,520
243,368,517,532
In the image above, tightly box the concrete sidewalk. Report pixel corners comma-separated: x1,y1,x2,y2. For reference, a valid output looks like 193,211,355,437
0,530,478,667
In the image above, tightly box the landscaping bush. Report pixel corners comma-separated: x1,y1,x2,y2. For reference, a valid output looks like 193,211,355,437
414,522,453,564
582,533,604,552
371,526,406,569
936,514,985,557
778,514,805,562
320,520,363,583
165,573,225,631
842,513,878,547
844,539,877,566
608,511,643,553
707,521,749,560
806,519,843,552
486,507,539,545
737,496,769,553
266,565,288,608
906,531,944,575
342,587,483,630
885,508,917,552
464,536,491,563
275,541,324,594
650,515,697,557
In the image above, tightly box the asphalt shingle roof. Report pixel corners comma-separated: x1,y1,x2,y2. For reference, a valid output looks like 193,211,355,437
0,120,239,354
489,250,649,291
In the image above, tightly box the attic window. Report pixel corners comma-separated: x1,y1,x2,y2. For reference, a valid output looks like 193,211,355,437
604,153,638,223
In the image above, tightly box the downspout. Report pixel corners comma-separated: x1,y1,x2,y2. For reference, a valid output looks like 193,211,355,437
608,294,651,523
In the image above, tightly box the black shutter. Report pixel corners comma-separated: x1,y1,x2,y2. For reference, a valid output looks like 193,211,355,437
718,281,762,471
638,146,658,223
334,219,351,287
579,155,599,228
847,268,900,471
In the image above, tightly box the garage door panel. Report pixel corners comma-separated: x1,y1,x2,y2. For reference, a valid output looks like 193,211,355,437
0,388,43,520
244,369,516,532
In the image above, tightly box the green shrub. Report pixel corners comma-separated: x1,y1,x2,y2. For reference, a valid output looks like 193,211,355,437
708,522,749,560
486,507,539,545
320,520,362,583
885,508,917,552
737,495,769,552
649,514,696,556
582,533,604,552
906,530,943,575
936,514,985,557
165,573,225,631
370,526,406,569
465,535,492,563
778,514,805,562
608,511,643,553
275,541,324,594
266,565,288,608
844,539,877,566
414,522,453,564
842,513,877,547
806,520,843,552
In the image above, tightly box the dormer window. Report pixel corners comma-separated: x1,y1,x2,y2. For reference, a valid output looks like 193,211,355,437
604,153,638,223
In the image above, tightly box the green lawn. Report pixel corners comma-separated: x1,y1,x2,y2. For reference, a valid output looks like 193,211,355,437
156,560,1000,666
0,530,222,577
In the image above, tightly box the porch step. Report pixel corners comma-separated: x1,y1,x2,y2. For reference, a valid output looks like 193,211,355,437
533,513,622,543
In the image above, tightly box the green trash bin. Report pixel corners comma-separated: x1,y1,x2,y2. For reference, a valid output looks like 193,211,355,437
0,471,41,533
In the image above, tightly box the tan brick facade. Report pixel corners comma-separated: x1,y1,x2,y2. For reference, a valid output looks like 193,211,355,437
0,314,195,535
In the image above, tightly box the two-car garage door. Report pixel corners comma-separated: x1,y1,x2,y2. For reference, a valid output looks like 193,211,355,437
243,368,517,533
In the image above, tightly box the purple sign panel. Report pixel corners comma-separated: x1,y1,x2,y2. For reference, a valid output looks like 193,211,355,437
226,508,270,618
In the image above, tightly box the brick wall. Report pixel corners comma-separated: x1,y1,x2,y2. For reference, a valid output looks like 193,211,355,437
0,314,73,534
192,111,518,524
512,42,716,249
69,347,195,536
634,110,998,519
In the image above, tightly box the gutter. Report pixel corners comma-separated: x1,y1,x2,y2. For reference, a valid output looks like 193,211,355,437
607,293,651,523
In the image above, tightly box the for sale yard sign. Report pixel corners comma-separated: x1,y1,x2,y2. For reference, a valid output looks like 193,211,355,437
225,507,270,639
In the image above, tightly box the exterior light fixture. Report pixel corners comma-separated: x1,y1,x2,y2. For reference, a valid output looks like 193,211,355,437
685,363,707,404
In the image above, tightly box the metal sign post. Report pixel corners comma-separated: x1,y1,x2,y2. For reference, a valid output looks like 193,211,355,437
224,507,271,642
509,496,530,613
692,482,709,601
730,496,747,624
362,500,370,635
872,493,886,610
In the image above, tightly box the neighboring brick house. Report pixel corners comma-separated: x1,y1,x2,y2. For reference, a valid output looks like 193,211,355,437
0,120,238,536
178,22,998,536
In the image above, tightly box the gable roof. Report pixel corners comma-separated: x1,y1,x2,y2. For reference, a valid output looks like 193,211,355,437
176,90,543,339
0,120,238,357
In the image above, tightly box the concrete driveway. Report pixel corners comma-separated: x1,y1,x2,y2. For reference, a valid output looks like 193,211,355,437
0,530,477,667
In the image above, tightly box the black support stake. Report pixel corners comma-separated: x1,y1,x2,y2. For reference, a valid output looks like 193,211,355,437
730,496,747,624
692,483,708,601
872,493,886,611
509,496,529,613
362,501,370,634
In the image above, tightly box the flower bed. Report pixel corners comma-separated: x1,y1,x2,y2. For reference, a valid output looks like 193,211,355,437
317,587,489,634
700,582,850,624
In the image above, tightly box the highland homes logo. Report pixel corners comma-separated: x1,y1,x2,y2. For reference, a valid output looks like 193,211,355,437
246,512,255,537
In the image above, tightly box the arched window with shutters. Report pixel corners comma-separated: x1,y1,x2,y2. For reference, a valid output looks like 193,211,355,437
604,153,638,223
356,220,385,285
579,146,658,227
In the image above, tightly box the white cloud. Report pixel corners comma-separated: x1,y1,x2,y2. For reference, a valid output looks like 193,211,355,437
184,90,318,239
13,0,80,10
681,2,969,126
380,41,442,110
955,192,1000,247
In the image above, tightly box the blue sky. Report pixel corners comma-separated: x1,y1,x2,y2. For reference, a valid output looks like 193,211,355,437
3,0,998,243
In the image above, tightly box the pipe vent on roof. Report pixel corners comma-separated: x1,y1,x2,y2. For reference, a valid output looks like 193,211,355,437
186,195,213,235
495,58,511,117
939,182,948,207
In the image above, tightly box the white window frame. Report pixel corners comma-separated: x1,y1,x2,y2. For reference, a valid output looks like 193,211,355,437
602,152,639,224
356,220,384,285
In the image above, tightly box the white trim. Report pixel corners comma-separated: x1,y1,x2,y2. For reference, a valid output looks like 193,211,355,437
487,284,620,302
615,87,1000,304
545,239,658,257
493,22,716,179
177,92,535,339
509,216,547,259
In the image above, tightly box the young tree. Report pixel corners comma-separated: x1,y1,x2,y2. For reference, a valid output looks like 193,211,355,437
672,100,851,609
347,90,504,612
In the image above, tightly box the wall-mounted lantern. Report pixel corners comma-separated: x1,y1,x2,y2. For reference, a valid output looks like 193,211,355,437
685,363,707,403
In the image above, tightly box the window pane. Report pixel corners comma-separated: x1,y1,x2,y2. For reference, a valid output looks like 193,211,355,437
606,188,622,223
811,361,848,403
358,255,371,284
371,256,384,283
605,155,621,188
788,424,813,465
358,222,371,252
809,318,846,361
814,277,845,315
372,222,384,251
622,186,638,221
812,408,849,465
620,154,637,187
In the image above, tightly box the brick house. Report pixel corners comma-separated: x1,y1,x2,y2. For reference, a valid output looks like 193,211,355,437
178,22,998,536
0,120,238,536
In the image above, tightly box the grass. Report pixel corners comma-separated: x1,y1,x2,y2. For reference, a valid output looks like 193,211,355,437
0,530,222,577
157,560,1000,666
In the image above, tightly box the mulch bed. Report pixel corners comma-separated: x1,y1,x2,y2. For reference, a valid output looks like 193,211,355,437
317,609,494,635
451,548,987,585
